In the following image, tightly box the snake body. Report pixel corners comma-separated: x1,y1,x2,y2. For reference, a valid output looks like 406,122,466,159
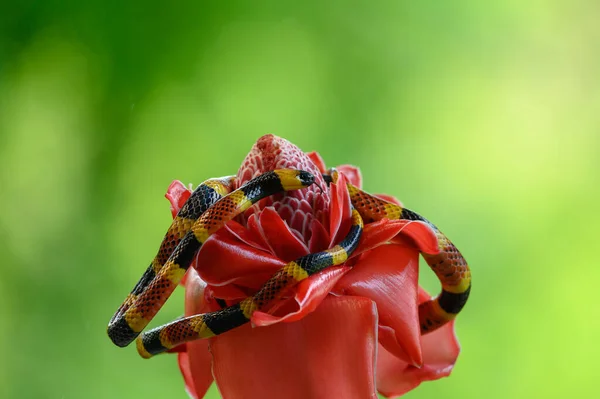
108,168,470,359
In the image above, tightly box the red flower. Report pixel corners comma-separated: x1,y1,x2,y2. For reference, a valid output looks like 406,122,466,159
165,135,461,399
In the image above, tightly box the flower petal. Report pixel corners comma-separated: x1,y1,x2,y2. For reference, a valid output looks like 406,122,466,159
307,218,330,253
195,229,285,288
390,220,440,255
337,164,363,188
376,289,460,398
177,269,214,399
258,207,309,261
211,296,379,399
251,266,351,326
223,220,269,253
246,213,271,250
306,151,327,173
166,180,192,218
177,351,198,399
204,282,255,303
352,219,412,257
334,244,423,366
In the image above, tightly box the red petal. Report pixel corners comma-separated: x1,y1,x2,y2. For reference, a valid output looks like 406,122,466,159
246,213,271,250
376,288,460,398
329,173,352,247
204,282,251,303
337,164,363,188
223,220,269,253
195,230,285,287
165,180,192,218
177,351,198,399
211,296,379,399
258,207,309,261
178,269,213,399
251,266,351,326
308,218,330,253
306,151,327,173
334,245,423,366
352,219,411,257
390,221,440,255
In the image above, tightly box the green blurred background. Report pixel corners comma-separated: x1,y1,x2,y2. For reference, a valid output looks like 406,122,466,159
1,1,598,398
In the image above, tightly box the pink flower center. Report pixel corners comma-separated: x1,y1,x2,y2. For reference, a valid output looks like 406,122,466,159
235,134,330,244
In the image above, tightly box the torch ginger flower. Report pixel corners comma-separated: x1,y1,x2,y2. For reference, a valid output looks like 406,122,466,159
165,135,464,399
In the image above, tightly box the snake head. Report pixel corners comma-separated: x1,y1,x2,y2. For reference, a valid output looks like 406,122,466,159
273,169,315,191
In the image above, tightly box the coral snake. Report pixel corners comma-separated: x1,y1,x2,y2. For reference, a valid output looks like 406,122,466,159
107,168,470,359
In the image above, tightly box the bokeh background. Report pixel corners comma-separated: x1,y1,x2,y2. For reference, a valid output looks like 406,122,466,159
1,1,599,398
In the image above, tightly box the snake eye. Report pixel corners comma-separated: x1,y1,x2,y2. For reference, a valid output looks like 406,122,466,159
297,170,315,187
